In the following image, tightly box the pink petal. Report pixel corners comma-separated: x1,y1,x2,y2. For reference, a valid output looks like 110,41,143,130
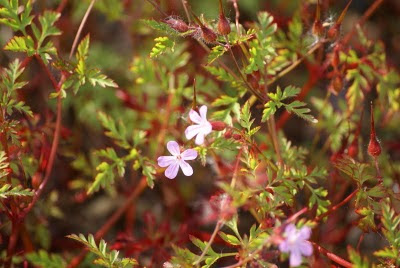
279,241,290,253
300,241,313,256
185,125,202,140
181,149,198,160
165,162,179,179
157,156,176,167
195,132,205,145
284,224,297,237
199,105,208,121
298,226,311,240
179,160,193,176
167,141,181,156
289,248,302,267
189,109,202,124
202,121,212,135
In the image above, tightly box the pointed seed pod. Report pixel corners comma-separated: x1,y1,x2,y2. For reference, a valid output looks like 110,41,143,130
368,103,381,157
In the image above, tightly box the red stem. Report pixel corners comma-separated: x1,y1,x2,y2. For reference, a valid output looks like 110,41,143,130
312,242,353,267
315,189,358,222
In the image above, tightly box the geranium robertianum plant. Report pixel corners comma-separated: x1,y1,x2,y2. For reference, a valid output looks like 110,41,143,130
0,0,400,267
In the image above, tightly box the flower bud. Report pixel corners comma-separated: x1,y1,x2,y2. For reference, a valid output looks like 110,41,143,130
201,26,218,43
165,17,189,33
218,14,231,35
224,130,232,139
211,121,226,131
232,133,241,140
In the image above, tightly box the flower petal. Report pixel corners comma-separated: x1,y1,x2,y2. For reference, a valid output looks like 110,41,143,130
189,109,202,124
165,162,179,179
195,132,205,145
284,224,297,237
179,160,193,176
199,105,208,121
298,226,311,240
181,149,198,160
185,125,202,140
279,241,290,253
167,141,180,156
202,121,213,135
300,241,313,256
289,248,302,267
157,156,176,167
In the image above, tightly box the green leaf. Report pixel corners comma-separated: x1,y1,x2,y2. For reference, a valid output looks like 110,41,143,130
67,234,137,267
4,35,35,55
87,162,115,194
207,45,227,65
150,36,174,58
87,69,118,88
98,111,130,149
285,100,318,123
0,0,34,34
240,101,254,131
218,231,241,246
348,246,369,268
0,184,34,199
26,250,66,268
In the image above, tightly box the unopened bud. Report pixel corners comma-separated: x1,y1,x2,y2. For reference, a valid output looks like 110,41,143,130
218,14,231,35
201,26,217,43
211,121,226,131
224,130,232,139
232,133,241,140
165,17,189,33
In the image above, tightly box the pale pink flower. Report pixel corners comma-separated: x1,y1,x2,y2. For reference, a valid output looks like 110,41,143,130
157,141,197,179
185,105,212,145
279,224,313,267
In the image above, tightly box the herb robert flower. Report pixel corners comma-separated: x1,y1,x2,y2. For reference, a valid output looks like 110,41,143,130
279,224,313,267
157,141,197,179
185,105,212,145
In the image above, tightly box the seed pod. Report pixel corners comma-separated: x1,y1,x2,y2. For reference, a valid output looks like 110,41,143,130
368,104,381,157
211,121,226,131
218,14,231,35
165,17,189,33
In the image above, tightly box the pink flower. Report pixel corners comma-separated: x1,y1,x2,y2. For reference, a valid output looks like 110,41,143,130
157,141,198,179
279,224,313,267
185,105,212,145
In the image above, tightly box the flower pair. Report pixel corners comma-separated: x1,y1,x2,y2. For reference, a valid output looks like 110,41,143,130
158,105,212,179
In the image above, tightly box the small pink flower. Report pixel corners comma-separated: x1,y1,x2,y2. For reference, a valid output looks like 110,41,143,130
279,224,313,267
185,105,212,145
157,141,198,179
